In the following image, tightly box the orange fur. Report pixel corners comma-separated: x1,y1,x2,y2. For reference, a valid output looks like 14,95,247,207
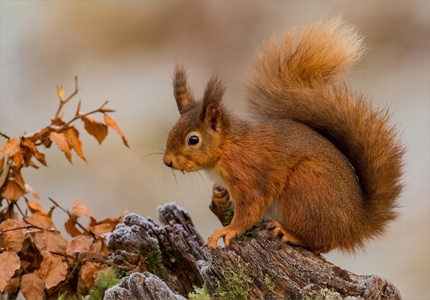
163,19,404,253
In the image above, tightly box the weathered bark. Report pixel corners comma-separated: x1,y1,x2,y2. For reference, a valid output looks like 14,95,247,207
105,201,401,300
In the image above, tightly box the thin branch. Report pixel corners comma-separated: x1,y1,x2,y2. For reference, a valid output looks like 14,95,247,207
53,76,79,121
0,132,10,140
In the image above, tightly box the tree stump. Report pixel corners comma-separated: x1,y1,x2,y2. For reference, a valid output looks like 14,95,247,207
105,200,401,299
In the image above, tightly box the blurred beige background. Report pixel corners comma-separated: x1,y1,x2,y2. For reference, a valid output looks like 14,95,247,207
1,1,429,299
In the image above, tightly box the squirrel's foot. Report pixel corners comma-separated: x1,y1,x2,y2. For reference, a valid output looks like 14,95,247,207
211,185,231,207
266,221,305,246
205,226,239,248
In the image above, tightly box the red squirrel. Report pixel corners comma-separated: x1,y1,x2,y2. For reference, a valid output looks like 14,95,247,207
163,19,404,253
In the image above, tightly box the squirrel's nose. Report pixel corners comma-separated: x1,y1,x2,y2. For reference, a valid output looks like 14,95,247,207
163,155,173,168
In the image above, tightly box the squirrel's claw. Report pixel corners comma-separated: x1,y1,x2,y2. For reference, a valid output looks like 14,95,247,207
205,226,239,248
266,221,305,246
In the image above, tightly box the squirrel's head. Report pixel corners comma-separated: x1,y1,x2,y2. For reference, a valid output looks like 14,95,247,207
163,65,229,174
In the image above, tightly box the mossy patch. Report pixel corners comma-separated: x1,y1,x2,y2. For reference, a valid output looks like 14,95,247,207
213,264,253,300
188,285,211,299
86,268,121,300
302,287,342,300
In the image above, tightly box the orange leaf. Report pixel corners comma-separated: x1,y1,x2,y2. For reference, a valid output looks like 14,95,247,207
1,180,24,201
34,230,68,254
88,217,121,238
21,273,45,300
64,217,82,238
37,251,68,289
0,138,21,158
26,200,46,214
64,126,87,163
57,85,64,100
66,235,93,257
82,116,108,144
21,139,47,167
80,262,103,289
0,219,27,252
25,184,41,200
25,212,56,231
50,132,72,163
70,200,92,219
103,114,129,147
0,251,21,293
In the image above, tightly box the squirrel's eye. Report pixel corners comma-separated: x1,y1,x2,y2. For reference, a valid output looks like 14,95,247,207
188,135,199,146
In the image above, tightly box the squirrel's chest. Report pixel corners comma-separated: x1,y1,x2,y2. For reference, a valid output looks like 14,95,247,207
204,169,225,187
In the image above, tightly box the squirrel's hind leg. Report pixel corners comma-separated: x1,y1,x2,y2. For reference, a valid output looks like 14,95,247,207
266,221,310,250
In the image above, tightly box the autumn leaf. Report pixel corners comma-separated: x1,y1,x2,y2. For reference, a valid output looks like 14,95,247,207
25,212,56,231
103,113,129,147
0,251,21,293
80,262,104,289
66,235,93,257
49,132,72,163
64,126,87,163
82,116,108,144
64,217,83,238
1,166,25,201
25,184,41,200
0,219,27,252
21,139,47,167
21,273,45,300
37,251,68,289
70,200,92,219
88,216,122,238
0,138,21,158
26,199,46,215
34,231,68,254
57,85,64,101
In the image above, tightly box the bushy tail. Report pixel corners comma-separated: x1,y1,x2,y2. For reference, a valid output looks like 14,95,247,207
247,19,404,236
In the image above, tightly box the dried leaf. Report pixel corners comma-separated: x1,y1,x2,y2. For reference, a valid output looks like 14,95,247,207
82,116,108,144
80,262,103,289
1,179,25,201
0,219,27,252
0,251,21,293
103,114,129,147
0,138,21,158
70,200,92,219
26,200,46,214
64,217,83,238
25,184,41,200
21,273,45,300
49,132,72,163
64,126,87,163
57,85,64,100
25,212,56,231
37,251,68,289
66,235,93,257
21,139,47,167
34,230,68,254
88,216,121,238
4,276,20,294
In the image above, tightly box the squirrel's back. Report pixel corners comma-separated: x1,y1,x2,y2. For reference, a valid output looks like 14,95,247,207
247,19,404,243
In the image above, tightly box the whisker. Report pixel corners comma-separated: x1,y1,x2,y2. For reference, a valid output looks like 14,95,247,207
143,152,164,159
196,170,210,193
172,170,180,190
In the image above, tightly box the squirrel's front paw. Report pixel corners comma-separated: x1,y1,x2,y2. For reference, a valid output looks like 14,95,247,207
205,227,238,248
211,185,231,207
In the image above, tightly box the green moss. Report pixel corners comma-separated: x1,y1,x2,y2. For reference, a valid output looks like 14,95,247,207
213,264,253,300
223,204,235,226
302,287,342,300
188,286,211,299
57,293,83,300
264,274,276,292
85,268,121,300
143,246,166,276
236,220,263,241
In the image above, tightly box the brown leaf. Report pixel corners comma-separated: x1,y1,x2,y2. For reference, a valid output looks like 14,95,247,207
70,200,92,219
49,132,72,163
0,251,21,293
0,138,21,158
66,235,93,257
64,126,87,163
21,273,45,300
25,184,41,200
1,179,25,201
80,262,103,290
21,139,47,167
25,212,56,231
34,231,68,254
82,116,108,144
88,216,121,238
64,217,83,238
4,276,20,294
57,85,64,101
0,219,27,252
103,114,129,147
37,251,68,289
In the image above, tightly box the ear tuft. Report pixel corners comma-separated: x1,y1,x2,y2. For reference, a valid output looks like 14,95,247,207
173,65,195,115
202,74,225,108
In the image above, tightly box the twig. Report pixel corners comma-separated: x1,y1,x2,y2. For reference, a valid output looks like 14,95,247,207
53,76,79,121
48,197,95,239
0,132,10,140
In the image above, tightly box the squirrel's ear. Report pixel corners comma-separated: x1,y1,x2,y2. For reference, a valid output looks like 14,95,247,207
173,65,195,115
202,75,225,132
